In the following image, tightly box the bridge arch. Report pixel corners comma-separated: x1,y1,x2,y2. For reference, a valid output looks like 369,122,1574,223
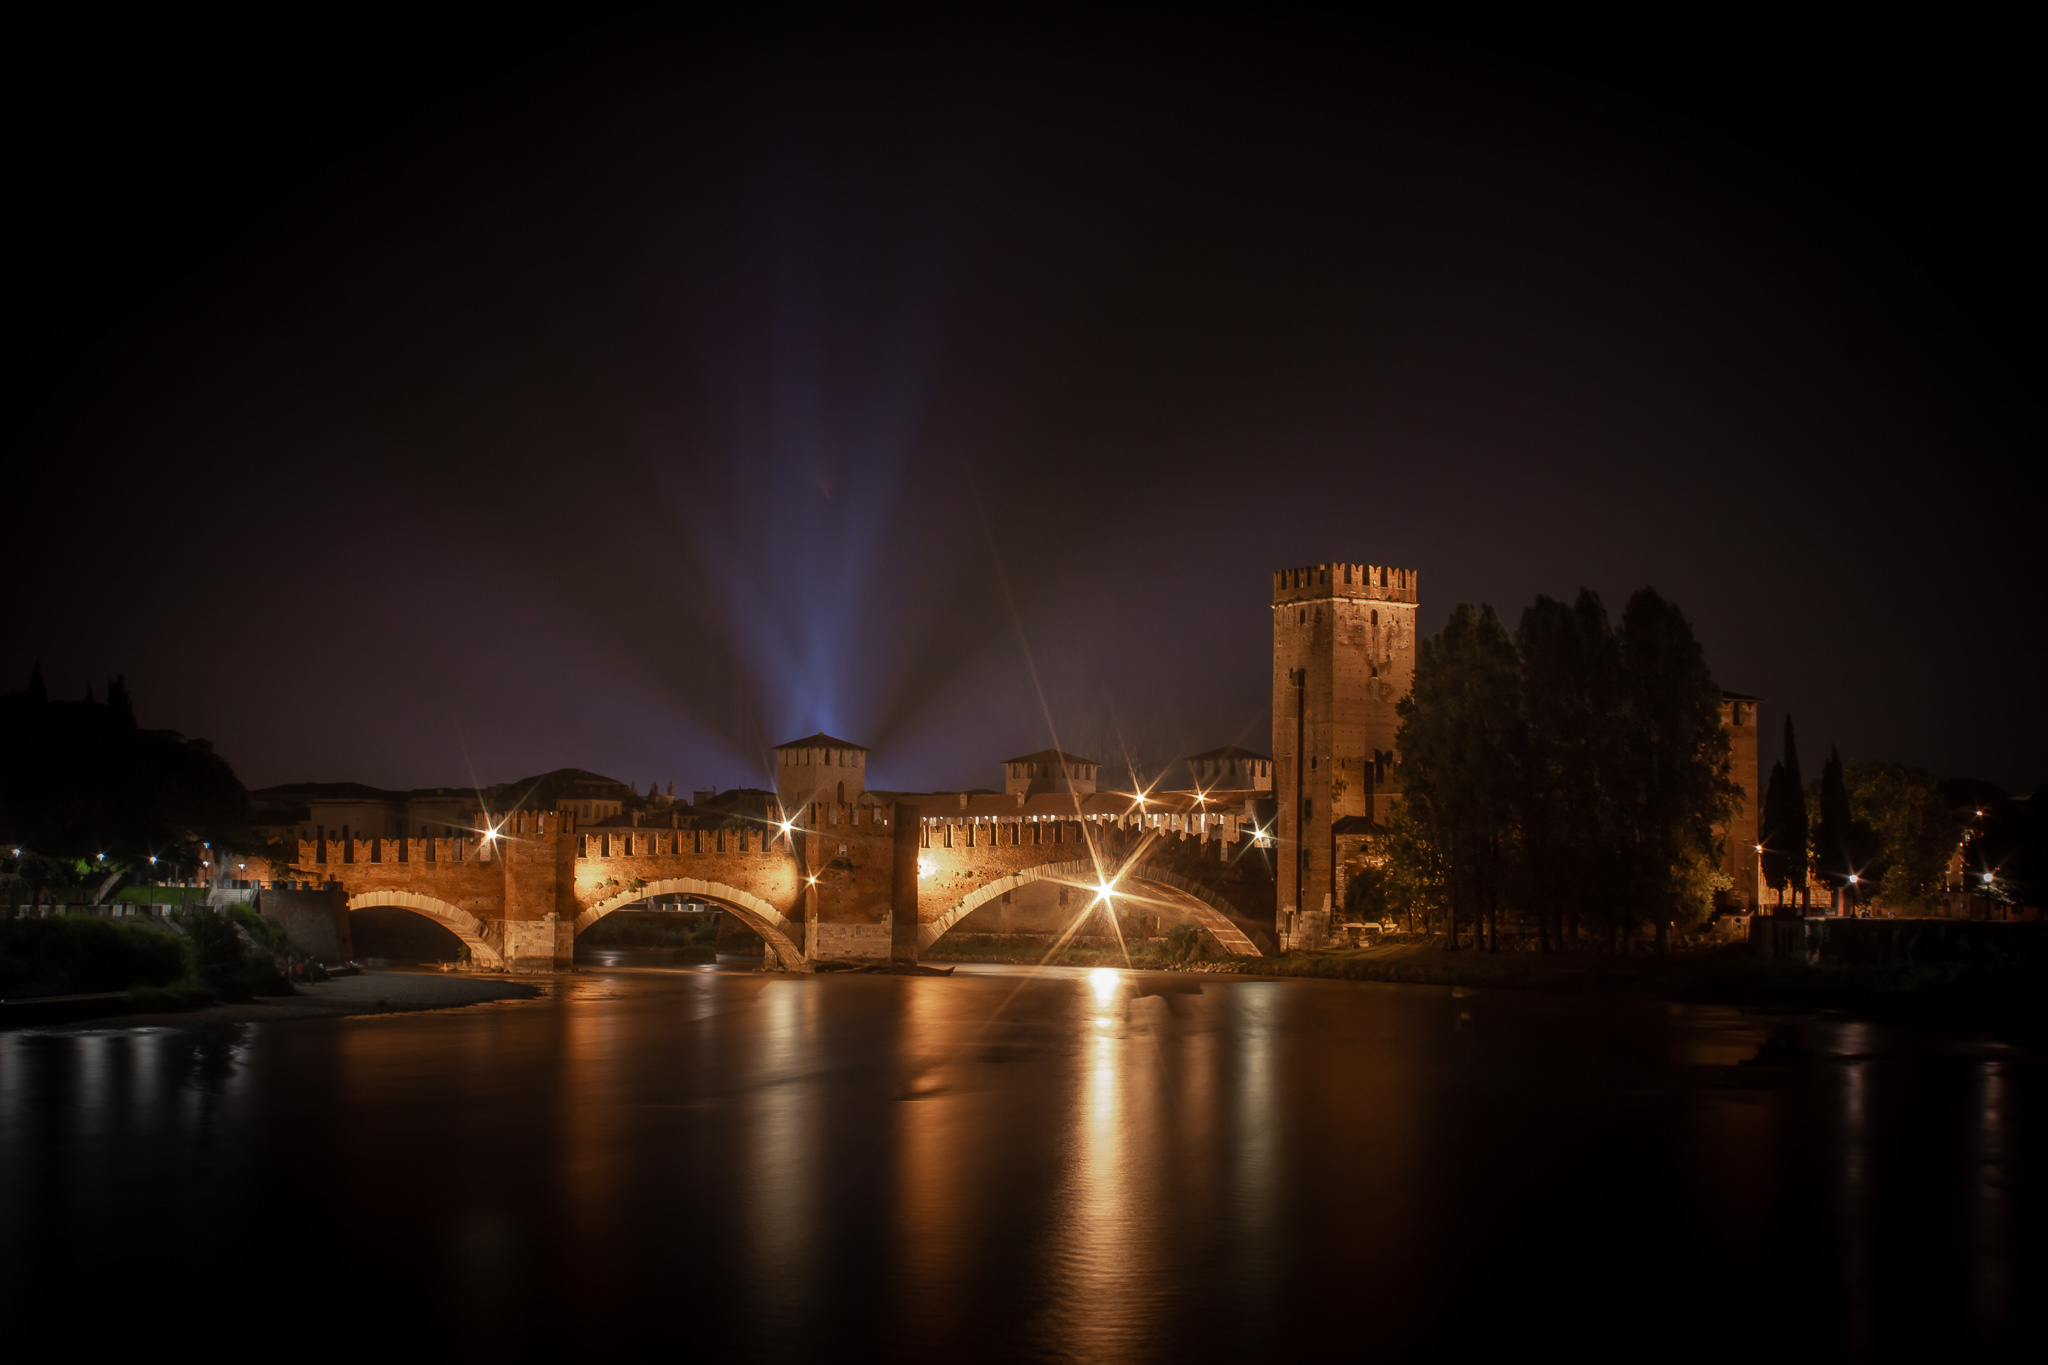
919,858,1264,957
347,890,505,970
574,879,805,971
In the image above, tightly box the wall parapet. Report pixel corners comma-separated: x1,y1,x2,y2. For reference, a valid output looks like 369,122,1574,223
1272,562,1418,604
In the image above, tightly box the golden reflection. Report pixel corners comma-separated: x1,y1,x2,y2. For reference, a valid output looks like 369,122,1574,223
1971,1058,2012,1345
746,982,816,1291
1837,1022,1873,1360
558,986,625,1220
1048,968,1163,1358
1089,968,1119,1006
892,978,975,1342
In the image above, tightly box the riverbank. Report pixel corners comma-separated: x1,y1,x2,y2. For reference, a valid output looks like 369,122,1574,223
1217,943,2047,1044
922,933,1194,968
30,970,542,1030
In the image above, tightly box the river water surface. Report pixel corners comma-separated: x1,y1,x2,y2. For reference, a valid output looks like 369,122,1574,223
1,962,2037,1360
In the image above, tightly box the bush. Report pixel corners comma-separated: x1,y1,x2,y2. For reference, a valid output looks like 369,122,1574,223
1163,922,1207,965
0,914,189,997
174,908,292,1002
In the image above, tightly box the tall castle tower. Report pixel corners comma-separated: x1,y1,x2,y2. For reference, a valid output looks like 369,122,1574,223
1272,562,1419,948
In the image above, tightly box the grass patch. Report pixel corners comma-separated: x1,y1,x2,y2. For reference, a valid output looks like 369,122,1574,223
111,886,213,908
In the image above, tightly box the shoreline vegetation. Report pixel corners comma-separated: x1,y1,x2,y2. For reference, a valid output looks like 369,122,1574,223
4,906,309,1025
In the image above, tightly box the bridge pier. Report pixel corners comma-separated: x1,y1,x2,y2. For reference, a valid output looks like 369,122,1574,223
495,913,573,973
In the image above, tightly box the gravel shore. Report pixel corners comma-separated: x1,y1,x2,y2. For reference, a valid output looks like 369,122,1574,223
62,970,543,1030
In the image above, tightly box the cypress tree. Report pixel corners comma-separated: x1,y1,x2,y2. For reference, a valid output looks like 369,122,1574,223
1817,744,1855,904
1760,758,1796,909
1779,716,1808,909
28,662,46,704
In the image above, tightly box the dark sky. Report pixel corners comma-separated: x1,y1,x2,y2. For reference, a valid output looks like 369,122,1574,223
9,8,2040,796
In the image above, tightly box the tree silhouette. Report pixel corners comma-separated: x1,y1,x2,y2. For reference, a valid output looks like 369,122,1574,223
1760,715,1808,911
1396,603,1522,951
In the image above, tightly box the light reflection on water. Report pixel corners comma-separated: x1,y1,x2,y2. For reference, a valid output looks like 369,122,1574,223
0,967,2038,1358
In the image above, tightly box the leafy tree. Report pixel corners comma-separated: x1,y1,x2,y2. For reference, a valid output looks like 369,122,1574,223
1375,801,1451,934
174,907,290,1001
1515,590,1622,950
1845,762,1963,912
1612,589,1736,953
1959,788,2048,913
0,670,247,860
1395,603,1522,950
3,850,74,911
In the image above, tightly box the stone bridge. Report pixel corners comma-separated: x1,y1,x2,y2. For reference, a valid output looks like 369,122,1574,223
297,793,1269,973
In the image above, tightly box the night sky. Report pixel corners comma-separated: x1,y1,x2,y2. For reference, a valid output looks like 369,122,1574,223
9,10,2039,796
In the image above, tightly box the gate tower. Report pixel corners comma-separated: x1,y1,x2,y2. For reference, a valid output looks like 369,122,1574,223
1272,562,1419,949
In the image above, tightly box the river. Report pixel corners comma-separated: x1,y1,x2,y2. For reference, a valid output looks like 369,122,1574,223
1,961,2036,1359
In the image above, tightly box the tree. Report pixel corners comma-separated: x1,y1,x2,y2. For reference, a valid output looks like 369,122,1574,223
1612,589,1736,953
1779,717,1809,909
0,676,247,859
1395,603,1523,950
1375,800,1451,935
1845,762,1962,912
1811,745,1878,907
1760,760,1794,909
1759,717,1809,911
1516,590,1623,951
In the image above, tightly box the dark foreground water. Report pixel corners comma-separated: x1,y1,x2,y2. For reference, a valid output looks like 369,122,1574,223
2,963,2038,1361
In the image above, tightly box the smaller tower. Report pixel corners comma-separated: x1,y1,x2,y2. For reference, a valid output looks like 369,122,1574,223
1183,745,1273,792
1000,749,1100,796
773,733,870,811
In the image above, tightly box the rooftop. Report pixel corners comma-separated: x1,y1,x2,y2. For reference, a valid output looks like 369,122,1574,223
772,732,870,752
1000,748,1100,767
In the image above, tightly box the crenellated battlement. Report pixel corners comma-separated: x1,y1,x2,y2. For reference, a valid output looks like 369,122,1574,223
1271,562,1418,605
489,809,572,836
294,809,574,869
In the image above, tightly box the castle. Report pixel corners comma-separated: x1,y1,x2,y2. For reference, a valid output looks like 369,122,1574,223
1268,562,1761,949
246,559,1757,968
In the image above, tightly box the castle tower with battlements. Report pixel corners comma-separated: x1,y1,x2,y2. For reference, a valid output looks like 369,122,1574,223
773,733,870,812
1272,562,1419,949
